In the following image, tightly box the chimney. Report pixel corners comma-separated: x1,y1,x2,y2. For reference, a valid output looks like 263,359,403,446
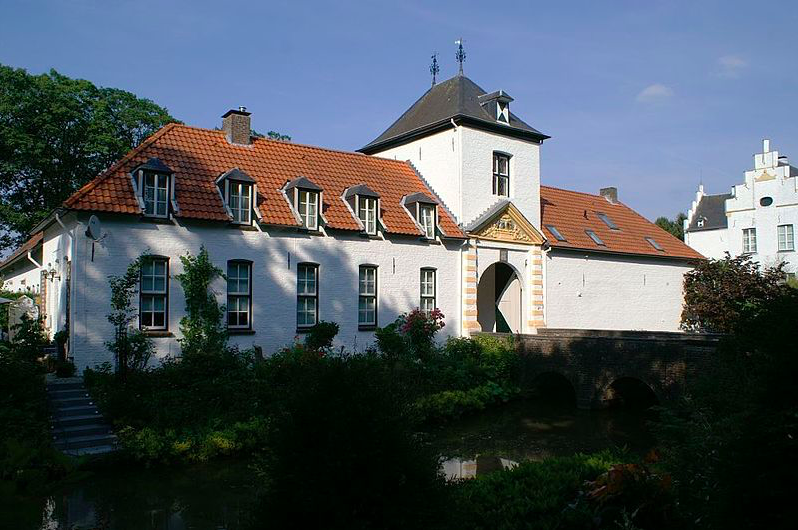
600,187,618,204
222,106,251,145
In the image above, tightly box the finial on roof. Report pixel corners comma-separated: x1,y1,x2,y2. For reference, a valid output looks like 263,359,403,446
455,38,466,75
429,53,440,87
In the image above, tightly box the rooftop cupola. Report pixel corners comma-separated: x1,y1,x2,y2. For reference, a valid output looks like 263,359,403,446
479,90,514,124
222,106,252,145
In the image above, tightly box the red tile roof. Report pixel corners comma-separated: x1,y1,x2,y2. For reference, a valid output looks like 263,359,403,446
540,186,703,260
64,124,464,238
0,232,43,269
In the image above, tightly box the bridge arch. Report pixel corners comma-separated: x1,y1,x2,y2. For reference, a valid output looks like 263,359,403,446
600,376,660,410
477,261,524,333
528,371,577,407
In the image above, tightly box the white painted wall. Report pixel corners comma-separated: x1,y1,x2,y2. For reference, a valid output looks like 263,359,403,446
684,229,726,260
370,125,541,228
545,250,691,331
1,253,42,294
41,216,77,339
69,214,463,371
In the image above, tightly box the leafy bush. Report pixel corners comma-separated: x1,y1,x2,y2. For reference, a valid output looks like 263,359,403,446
375,309,445,360
175,245,228,357
257,353,448,529
415,381,520,422
447,452,620,530
303,320,339,351
681,254,788,333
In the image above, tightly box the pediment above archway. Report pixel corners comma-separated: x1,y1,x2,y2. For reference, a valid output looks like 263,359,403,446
468,201,545,245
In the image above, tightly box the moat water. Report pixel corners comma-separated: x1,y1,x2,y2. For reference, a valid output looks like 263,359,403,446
3,400,654,530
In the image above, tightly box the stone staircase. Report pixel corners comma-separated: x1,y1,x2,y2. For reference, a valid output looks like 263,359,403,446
47,376,118,456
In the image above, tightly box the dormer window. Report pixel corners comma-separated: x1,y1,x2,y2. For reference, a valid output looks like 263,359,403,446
134,158,174,219
298,190,319,230
284,176,323,231
497,101,509,123
217,168,257,225
493,153,510,196
344,184,381,236
404,192,438,240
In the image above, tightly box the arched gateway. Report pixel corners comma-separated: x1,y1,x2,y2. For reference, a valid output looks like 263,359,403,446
460,201,547,335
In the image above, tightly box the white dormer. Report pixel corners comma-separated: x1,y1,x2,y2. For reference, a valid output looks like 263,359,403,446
284,176,323,231
216,168,258,225
403,192,438,239
132,157,175,219
344,184,381,235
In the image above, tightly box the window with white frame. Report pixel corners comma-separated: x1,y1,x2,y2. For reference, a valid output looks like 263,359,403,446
143,172,169,217
743,228,757,254
297,263,319,329
777,224,794,251
420,268,436,313
140,257,168,329
228,182,252,224
298,190,319,230
419,204,435,239
358,265,377,327
358,196,378,235
227,261,251,328
493,153,510,196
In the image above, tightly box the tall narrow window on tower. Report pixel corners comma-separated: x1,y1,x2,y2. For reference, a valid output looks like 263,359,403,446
493,153,510,196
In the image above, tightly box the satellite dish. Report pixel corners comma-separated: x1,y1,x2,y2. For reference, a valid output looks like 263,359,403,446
85,215,106,241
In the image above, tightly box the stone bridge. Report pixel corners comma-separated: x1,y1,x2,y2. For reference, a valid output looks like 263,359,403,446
484,328,722,409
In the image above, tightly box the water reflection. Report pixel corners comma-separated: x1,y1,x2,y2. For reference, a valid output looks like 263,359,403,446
6,400,653,528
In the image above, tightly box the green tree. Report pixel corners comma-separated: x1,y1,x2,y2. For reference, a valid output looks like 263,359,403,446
0,64,177,251
654,213,687,241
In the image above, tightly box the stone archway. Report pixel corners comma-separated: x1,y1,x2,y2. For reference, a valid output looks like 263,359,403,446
477,262,522,333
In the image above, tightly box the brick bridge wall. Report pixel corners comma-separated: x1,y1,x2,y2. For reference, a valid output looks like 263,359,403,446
482,328,722,409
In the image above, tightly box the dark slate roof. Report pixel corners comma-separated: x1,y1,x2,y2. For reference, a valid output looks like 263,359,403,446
344,184,380,199
219,168,256,183
686,193,731,232
464,198,511,232
134,157,173,174
404,191,438,205
284,176,323,192
359,75,548,153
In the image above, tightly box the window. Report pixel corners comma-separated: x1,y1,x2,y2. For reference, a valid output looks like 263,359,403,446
545,224,567,241
298,190,319,230
358,196,378,235
420,268,436,313
493,153,510,196
778,224,794,251
743,228,757,254
143,172,169,217
140,257,168,329
497,101,510,123
645,237,664,251
419,204,435,239
227,261,251,328
228,182,252,224
585,230,605,246
760,196,773,207
358,266,377,327
297,263,318,329
597,212,619,230
696,218,705,228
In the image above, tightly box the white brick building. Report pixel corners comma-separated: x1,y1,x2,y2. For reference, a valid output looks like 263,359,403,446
1,73,701,371
684,140,798,278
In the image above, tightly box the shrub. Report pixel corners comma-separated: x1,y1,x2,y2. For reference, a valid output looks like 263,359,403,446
303,320,339,352
415,381,520,422
375,309,446,360
175,245,228,357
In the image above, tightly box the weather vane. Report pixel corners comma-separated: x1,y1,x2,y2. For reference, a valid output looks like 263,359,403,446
430,53,440,86
455,38,466,74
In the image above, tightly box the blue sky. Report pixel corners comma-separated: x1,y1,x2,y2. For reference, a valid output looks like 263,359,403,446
1,0,797,220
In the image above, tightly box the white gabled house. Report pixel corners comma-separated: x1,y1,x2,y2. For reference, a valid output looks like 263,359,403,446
1,73,702,371
684,140,798,279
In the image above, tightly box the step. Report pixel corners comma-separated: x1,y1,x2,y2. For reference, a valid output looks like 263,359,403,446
63,444,117,457
54,433,118,450
53,424,114,439
52,396,94,408
49,389,90,399
54,414,105,428
54,405,100,417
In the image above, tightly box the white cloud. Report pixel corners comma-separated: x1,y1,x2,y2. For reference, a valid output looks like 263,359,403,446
717,55,748,78
636,83,674,103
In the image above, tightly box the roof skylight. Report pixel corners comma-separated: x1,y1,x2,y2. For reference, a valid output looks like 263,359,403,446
645,237,664,251
585,230,605,246
545,224,567,241
596,212,619,230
